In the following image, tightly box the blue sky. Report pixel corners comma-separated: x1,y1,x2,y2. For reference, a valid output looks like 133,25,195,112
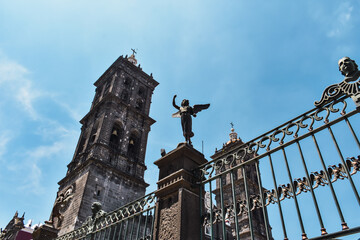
0,0,359,237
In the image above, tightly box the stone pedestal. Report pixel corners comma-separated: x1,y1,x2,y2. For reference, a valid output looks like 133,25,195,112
32,222,59,240
153,143,208,240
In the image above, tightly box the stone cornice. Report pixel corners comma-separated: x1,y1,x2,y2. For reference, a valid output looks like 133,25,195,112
155,169,196,197
94,56,159,89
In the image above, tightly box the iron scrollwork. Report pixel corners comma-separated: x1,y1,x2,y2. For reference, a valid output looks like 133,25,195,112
198,58,359,182
55,193,156,240
199,98,349,180
315,57,360,107
202,155,360,225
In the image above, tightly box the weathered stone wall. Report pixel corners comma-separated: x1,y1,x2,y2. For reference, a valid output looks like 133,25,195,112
56,171,89,236
51,56,158,237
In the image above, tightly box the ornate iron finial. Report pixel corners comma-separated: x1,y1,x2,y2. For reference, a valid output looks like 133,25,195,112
315,57,360,107
172,95,210,146
230,122,234,129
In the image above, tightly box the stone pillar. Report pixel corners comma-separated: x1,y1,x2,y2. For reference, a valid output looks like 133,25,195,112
32,223,59,240
153,143,208,240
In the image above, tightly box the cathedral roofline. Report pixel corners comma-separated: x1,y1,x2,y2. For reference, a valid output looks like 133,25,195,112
211,126,244,160
94,56,159,89
210,139,246,160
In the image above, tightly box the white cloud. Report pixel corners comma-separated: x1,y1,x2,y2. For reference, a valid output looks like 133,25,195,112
0,51,82,195
0,54,42,119
327,2,354,38
29,141,65,160
18,162,44,194
0,132,11,159
13,132,77,194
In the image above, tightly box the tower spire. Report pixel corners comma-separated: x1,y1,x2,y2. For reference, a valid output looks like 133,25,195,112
227,122,241,145
127,48,138,65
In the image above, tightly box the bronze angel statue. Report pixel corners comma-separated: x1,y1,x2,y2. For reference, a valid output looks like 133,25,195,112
172,95,210,146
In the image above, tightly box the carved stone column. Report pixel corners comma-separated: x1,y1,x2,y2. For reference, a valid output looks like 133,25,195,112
153,143,207,240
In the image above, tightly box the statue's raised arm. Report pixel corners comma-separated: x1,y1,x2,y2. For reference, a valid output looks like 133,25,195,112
172,95,210,146
172,95,180,110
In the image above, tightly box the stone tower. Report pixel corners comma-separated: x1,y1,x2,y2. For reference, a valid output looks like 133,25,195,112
210,126,269,239
49,54,159,236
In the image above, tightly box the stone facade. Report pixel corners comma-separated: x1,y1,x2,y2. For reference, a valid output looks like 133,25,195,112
49,55,158,236
210,128,269,240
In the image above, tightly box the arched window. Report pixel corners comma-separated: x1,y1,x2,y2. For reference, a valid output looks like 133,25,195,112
124,77,132,88
93,87,102,103
77,131,89,154
121,90,129,103
128,132,140,160
103,80,111,94
138,86,145,97
136,98,143,111
89,121,99,144
109,124,122,150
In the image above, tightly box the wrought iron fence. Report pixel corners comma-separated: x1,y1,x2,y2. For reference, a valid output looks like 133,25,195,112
55,193,156,240
56,59,360,240
198,89,360,239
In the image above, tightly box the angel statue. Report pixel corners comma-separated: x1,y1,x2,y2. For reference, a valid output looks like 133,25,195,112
172,95,210,146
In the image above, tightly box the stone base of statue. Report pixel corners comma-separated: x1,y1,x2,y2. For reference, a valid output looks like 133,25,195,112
152,142,207,240
32,222,59,240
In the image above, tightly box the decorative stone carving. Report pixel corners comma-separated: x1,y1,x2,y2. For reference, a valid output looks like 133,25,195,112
83,202,107,233
315,57,360,107
158,201,179,240
49,184,75,228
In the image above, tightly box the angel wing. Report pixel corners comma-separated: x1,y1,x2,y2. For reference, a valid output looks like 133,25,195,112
172,111,181,118
193,104,210,114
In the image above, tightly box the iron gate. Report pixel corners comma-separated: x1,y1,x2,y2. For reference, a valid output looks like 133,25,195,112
198,75,360,239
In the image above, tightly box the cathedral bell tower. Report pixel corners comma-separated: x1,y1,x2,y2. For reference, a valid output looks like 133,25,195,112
49,53,158,236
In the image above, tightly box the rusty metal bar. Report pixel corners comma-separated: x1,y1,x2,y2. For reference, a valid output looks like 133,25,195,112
143,211,149,239
112,223,119,240
219,175,227,240
129,215,136,239
268,154,288,240
242,166,255,240
135,214,142,240
281,147,307,239
344,116,360,150
327,125,360,205
117,220,124,240
311,133,348,230
255,161,271,239
230,170,241,240
199,185,204,240
296,140,327,236
209,180,214,240
123,219,129,239
150,210,155,240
